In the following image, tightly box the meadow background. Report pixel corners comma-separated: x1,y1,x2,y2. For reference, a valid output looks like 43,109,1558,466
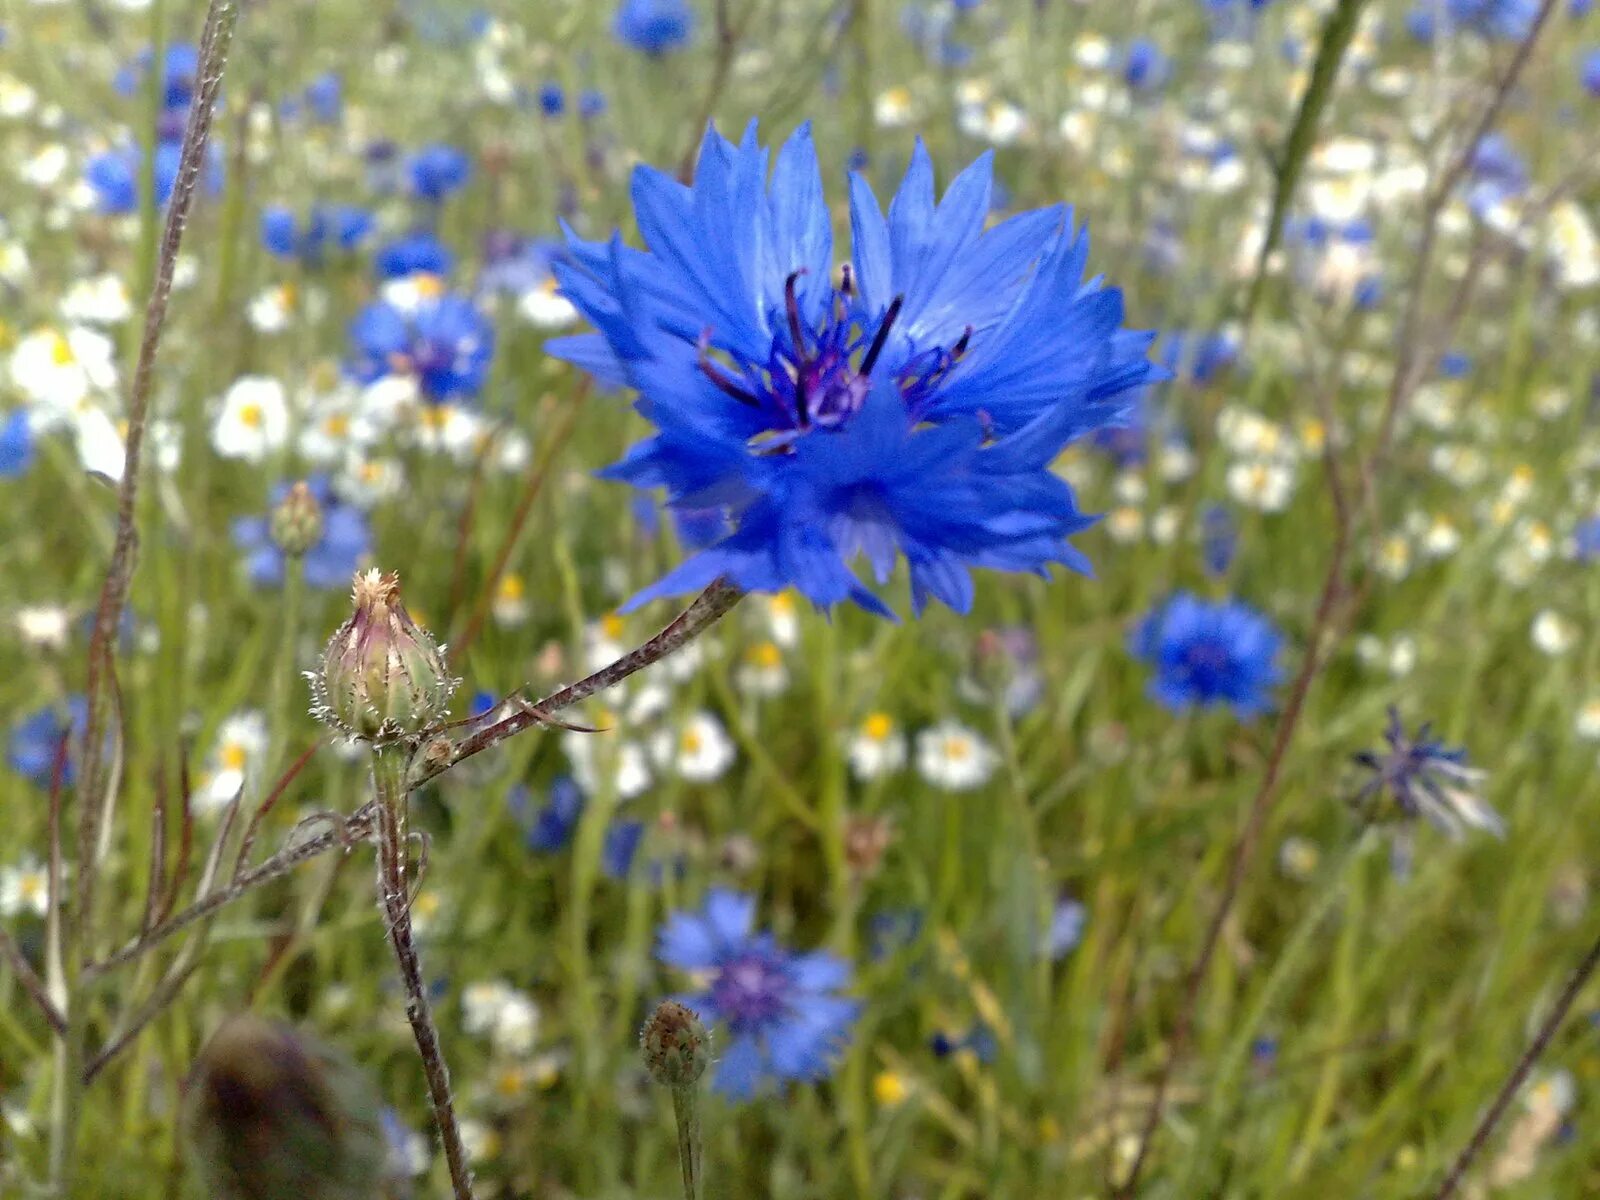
2,0,1600,1196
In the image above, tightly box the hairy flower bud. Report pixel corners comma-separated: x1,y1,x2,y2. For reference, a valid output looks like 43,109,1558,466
271,481,324,558
182,1015,387,1200
640,1000,710,1088
310,569,457,745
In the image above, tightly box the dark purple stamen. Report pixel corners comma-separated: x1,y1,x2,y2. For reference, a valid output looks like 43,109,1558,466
784,271,810,427
697,331,761,407
859,295,904,378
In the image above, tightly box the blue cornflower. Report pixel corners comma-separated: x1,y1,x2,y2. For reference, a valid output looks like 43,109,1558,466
1410,0,1540,40
305,72,343,123
1353,707,1502,838
579,89,608,118
1200,505,1237,576
115,43,201,112
260,203,374,264
513,777,587,852
538,82,566,116
375,231,456,280
1575,515,1600,561
347,287,495,403
603,819,646,878
0,409,33,477
232,477,371,589
8,697,87,786
1160,329,1240,386
614,0,695,54
1464,133,1528,215
1123,39,1171,93
553,123,1161,616
1581,48,1600,95
85,141,221,215
407,144,472,202
1130,592,1284,717
657,888,861,1098
1042,897,1087,961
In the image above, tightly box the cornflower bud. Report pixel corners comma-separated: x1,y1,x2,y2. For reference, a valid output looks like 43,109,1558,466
270,481,324,558
310,569,457,745
182,1015,387,1200
641,999,710,1088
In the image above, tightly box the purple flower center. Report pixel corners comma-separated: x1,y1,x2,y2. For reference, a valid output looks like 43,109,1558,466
698,268,972,450
710,951,789,1032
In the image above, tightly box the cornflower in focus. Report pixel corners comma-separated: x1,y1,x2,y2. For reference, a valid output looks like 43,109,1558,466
554,123,1161,615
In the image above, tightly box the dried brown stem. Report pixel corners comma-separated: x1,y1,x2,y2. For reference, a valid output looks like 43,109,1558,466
450,387,587,662
1431,926,1600,1200
0,927,66,1035
88,802,375,979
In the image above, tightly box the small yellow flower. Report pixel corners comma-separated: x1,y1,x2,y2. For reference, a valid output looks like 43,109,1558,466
873,1071,908,1108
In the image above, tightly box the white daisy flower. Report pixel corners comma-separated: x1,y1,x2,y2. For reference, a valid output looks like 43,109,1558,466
0,857,51,918
652,712,735,783
848,713,907,782
915,721,996,791
195,711,270,813
212,376,290,462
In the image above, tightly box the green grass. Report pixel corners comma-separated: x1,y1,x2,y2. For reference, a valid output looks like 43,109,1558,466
2,0,1600,1197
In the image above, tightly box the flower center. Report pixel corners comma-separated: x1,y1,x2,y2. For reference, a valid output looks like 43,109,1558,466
711,952,788,1032
698,268,972,450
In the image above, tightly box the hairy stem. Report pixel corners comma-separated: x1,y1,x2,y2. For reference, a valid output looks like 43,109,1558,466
410,581,744,790
671,1084,703,1200
372,750,475,1200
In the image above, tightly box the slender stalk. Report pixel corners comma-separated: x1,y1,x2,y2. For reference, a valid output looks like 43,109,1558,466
1431,926,1600,1200
0,926,65,1034
671,1086,703,1200
53,5,238,1188
677,0,739,181
1240,0,1374,326
449,389,586,661
371,750,476,1200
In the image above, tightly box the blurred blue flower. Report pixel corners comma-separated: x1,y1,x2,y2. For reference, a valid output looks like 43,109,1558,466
232,477,371,589
1130,592,1284,717
85,141,221,215
1042,897,1087,960
658,888,860,1098
538,82,566,116
1123,39,1171,92
1410,0,1540,40
8,697,87,787
1464,133,1528,215
114,43,200,112
1201,505,1237,576
261,203,374,264
0,409,33,477
553,123,1161,616
407,144,472,202
1160,329,1240,385
1575,515,1600,561
375,231,456,280
514,777,587,852
1582,48,1600,94
579,89,608,118
347,290,495,402
306,72,343,122
613,0,695,54
603,819,646,878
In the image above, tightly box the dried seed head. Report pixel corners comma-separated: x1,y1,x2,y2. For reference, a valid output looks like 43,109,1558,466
181,1015,387,1200
640,1000,710,1088
270,481,324,559
309,569,457,745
